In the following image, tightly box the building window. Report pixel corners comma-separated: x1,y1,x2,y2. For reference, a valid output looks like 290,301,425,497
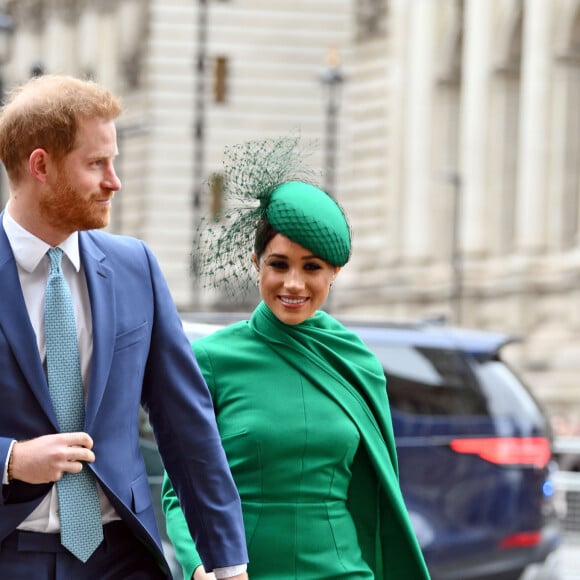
213,55,228,104
356,0,387,41
208,172,224,219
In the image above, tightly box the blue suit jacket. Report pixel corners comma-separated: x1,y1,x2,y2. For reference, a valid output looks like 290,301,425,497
0,217,248,575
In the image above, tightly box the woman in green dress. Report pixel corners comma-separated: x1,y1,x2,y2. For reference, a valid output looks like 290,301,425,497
162,138,430,580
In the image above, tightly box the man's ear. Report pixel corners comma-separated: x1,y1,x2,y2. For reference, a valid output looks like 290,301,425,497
28,148,50,183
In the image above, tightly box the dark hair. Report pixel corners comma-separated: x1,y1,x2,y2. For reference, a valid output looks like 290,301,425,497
254,217,279,259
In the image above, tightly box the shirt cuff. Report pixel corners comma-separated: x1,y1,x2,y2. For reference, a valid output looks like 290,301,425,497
213,564,247,579
3,440,16,485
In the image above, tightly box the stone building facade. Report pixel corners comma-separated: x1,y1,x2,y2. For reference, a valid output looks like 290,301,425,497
338,0,580,427
2,0,580,426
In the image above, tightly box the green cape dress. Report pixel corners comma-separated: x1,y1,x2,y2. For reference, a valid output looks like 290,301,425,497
162,302,430,579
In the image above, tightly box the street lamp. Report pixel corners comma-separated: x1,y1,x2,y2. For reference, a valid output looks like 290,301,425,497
320,48,344,197
191,0,209,308
447,170,463,324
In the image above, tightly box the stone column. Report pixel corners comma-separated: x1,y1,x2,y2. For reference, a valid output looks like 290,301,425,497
94,0,119,91
515,0,551,253
401,0,436,260
7,0,43,79
459,0,492,256
386,0,408,261
77,0,98,79
42,0,78,74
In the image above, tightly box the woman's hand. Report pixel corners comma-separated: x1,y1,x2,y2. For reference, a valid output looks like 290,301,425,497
192,566,216,580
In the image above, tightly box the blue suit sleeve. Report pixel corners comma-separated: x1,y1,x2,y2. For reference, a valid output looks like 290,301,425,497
138,242,247,571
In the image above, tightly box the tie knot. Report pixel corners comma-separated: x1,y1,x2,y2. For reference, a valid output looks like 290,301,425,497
47,247,64,274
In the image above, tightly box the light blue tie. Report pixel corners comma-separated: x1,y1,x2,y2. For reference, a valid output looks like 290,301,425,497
45,247,103,562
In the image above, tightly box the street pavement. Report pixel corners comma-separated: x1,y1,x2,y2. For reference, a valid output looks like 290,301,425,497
559,535,580,579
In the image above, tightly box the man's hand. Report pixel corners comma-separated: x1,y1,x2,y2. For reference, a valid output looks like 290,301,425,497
10,433,96,484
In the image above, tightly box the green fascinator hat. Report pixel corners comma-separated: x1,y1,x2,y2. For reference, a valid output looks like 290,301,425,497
194,134,351,297
267,181,350,267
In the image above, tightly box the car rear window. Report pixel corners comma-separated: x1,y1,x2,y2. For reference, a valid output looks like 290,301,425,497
472,359,546,424
367,342,488,416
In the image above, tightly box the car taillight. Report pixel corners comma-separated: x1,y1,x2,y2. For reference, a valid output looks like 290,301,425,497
499,530,542,548
449,437,551,468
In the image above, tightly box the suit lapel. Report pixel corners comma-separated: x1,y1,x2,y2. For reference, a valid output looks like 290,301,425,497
0,219,59,429
79,232,116,431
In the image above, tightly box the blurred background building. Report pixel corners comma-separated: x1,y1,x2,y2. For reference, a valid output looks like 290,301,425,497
2,0,580,430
